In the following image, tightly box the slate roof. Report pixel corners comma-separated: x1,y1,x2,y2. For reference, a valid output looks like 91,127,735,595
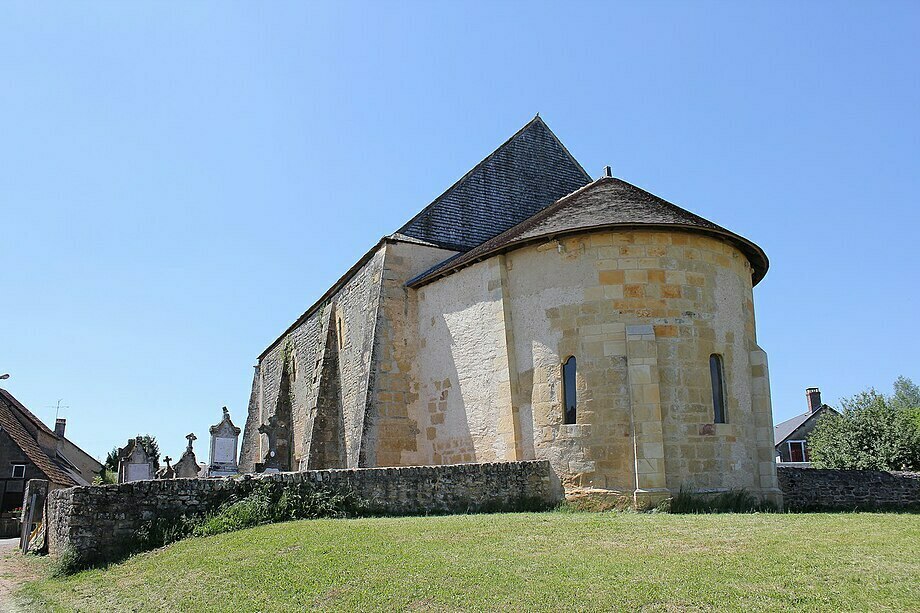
0,389,77,486
408,177,769,288
774,405,836,446
396,116,592,252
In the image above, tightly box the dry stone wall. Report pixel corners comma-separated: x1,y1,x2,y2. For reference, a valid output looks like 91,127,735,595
47,460,561,567
778,467,920,511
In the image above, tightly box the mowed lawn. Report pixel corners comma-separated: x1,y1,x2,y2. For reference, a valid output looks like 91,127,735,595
17,512,920,612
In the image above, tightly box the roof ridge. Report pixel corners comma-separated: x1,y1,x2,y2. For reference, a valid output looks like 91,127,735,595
0,388,56,437
395,116,592,242
0,392,76,486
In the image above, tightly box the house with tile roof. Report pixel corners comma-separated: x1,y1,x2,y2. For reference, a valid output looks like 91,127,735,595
239,116,781,506
0,388,102,512
774,387,839,464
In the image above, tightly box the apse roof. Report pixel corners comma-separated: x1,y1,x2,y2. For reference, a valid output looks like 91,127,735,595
408,176,769,287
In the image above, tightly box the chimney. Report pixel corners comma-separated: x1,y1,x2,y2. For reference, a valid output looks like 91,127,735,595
55,418,66,438
603,165,613,178
805,387,822,413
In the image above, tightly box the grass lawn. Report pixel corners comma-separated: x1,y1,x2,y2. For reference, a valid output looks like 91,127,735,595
17,512,920,612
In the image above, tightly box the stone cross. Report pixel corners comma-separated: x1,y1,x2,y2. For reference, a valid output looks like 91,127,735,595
163,456,172,467
258,415,288,470
185,433,196,454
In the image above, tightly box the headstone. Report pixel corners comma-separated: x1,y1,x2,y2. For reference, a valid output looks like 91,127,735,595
156,456,175,480
256,414,288,472
173,433,200,478
118,438,154,483
208,407,241,477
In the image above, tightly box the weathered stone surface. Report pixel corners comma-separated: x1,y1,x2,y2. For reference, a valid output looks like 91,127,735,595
777,467,920,511
47,460,561,566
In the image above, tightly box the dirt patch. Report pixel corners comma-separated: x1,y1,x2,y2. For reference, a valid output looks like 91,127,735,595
0,538,44,612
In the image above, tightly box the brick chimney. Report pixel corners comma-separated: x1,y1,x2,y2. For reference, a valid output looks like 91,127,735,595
805,387,822,413
54,418,66,438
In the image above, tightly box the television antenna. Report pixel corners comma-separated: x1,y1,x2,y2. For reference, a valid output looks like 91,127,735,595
48,399,70,422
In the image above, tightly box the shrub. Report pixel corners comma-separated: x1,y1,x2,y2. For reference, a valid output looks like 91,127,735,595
809,387,920,471
665,486,775,514
48,547,82,578
193,481,360,538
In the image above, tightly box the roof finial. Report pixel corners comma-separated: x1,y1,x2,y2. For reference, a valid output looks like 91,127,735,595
604,165,612,178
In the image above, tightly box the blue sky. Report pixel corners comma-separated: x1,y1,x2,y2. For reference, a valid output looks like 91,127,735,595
1,2,918,462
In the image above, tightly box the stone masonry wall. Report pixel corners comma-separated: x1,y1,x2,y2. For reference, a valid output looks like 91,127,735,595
410,228,780,505
778,467,920,511
47,460,562,567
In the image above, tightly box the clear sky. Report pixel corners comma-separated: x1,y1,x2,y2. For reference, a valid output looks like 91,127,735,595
1,2,918,462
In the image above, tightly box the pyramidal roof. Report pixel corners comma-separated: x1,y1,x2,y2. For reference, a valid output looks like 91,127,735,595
395,116,592,252
408,176,769,287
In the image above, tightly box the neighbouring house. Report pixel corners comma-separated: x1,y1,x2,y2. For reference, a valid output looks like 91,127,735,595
0,388,102,512
239,116,781,506
774,387,838,464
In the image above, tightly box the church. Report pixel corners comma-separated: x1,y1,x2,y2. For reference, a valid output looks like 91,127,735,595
238,116,781,505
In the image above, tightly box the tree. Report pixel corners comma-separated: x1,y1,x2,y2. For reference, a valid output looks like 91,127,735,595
104,447,118,472
892,375,920,410
104,435,161,472
809,378,920,471
136,434,161,470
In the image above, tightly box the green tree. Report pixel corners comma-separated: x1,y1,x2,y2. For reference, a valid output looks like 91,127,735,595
104,447,118,472
809,380,920,471
136,434,161,470
104,435,161,472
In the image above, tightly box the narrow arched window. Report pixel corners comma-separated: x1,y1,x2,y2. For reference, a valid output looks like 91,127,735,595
562,356,577,424
710,354,726,424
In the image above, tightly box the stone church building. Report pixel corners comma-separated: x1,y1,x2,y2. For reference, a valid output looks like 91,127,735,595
239,116,781,505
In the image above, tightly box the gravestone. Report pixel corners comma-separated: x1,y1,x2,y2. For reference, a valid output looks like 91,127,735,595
117,438,154,483
256,415,289,473
208,407,241,477
156,456,175,480
173,433,200,478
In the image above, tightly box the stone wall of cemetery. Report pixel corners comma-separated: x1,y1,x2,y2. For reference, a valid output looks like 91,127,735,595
47,460,562,566
777,467,920,511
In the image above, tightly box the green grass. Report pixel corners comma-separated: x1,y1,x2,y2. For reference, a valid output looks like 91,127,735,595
17,512,920,612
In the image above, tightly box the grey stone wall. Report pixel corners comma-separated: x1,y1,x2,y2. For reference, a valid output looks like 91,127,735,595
778,467,920,511
47,460,562,567
240,245,388,472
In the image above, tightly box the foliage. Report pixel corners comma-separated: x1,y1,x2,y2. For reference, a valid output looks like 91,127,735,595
104,435,161,471
664,486,776,514
193,480,360,538
135,434,161,470
47,547,82,579
809,380,920,471
18,513,920,611
103,447,118,472
92,468,118,485
892,375,920,410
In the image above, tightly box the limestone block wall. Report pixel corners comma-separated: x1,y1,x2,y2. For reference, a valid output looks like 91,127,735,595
363,241,457,467
411,228,779,502
46,461,562,567
412,259,517,465
778,467,920,510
